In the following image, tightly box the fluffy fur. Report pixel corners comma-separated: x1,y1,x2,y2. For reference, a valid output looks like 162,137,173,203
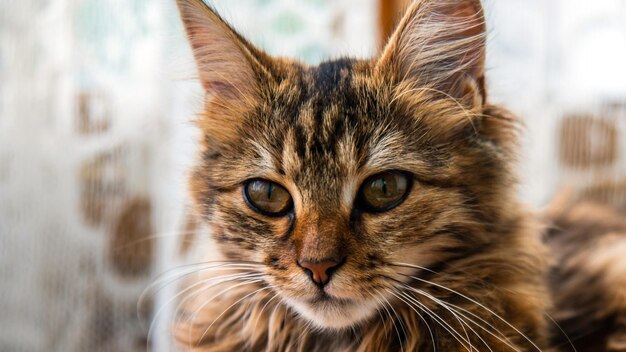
546,200,626,352
171,0,625,351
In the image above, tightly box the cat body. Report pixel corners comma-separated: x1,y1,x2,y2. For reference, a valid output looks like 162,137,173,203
547,202,626,352
172,0,626,351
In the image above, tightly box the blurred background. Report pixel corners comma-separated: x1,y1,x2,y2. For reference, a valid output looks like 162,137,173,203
0,0,625,351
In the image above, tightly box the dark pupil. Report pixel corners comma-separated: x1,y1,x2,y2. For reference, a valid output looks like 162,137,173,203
266,182,273,200
380,177,388,195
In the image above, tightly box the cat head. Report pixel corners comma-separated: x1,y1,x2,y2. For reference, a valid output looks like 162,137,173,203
178,0,519,330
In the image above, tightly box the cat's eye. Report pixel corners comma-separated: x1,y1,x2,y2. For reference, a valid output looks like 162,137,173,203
244,179,293,216
358,171,411,212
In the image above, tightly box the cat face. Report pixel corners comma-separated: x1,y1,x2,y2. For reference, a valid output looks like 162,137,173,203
178,0,514,330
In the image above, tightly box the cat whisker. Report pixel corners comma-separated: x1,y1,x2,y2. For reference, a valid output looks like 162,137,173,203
253,292,280,331
400,285,503,352
154,260,264,281
388,273,474,351
390,288,473,352
384,273,515,352
383,298,408,350
188,278,266,344
145,261,264,293
432,296,517,351
146,264,262,294
441,302,519,352
387,288,437,352
387,262,544,349
148,272,263,344
184,276,265,323
399,289,479,352
176,276,264,337
544,313,578,352
264,297,289,348
422,291,521,352
402,285,488,352
198,285,271,344
363,287,392,342
435,297,476,352
228,289,274,342
140,262,264,310
117,229,200,250
172,272,264,320
397,272,543,351
399,290,476,352
377,293,405,352
141,267,261,316
388,261,439,275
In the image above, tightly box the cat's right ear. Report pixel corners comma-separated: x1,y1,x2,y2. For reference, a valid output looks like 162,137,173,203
177,0,268,139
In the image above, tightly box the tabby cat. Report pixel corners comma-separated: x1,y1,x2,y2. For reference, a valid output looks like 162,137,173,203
172,0,626,350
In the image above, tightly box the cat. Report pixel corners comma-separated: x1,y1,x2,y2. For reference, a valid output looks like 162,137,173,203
172,0,626,351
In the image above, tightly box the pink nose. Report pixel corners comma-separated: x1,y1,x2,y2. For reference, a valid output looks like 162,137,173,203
298,260,341,286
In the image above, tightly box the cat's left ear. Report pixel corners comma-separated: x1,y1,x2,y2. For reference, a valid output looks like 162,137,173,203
377,0,486,109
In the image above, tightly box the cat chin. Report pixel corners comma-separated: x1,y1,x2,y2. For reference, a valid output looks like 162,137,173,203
286,297,379,330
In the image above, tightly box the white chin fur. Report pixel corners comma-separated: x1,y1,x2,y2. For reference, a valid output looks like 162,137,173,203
286,297,379,330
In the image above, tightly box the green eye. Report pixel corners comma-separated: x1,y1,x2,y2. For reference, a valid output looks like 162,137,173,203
359,171,411,212
244,179,293,216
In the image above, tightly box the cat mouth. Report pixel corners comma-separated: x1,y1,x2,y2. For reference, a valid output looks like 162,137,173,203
287,292,379,330
308,291,352,305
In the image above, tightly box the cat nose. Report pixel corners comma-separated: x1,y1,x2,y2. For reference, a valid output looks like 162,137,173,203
298,259,342,286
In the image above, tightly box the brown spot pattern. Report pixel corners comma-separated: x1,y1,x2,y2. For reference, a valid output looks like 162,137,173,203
110,196,154,278
559,114,618,169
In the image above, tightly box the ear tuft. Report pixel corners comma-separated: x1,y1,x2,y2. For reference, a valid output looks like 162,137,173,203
177,0,261,104
177,0,271,143
378,0,487,108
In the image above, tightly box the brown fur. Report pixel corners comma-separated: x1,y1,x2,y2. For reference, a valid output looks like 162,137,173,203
546,201,626,352
170,0,625,351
